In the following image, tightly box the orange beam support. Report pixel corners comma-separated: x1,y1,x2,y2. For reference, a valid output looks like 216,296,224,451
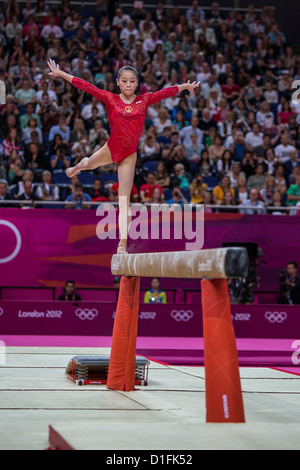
201,278,245,423
107,275,140,391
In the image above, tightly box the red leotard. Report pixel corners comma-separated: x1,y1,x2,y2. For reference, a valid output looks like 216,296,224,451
72,76,179,164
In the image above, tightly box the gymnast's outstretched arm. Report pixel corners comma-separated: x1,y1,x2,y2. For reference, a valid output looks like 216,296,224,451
145,80,201,106
47,58,74,83
47,59,113,106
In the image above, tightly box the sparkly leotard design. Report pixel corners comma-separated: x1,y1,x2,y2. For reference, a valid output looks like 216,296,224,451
72,77,179,164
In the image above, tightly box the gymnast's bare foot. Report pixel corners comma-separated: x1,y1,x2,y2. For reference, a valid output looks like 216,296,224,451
117,239,128,254
66,166,81,178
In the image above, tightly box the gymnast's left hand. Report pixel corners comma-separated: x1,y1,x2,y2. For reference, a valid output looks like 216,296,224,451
185,80,201,95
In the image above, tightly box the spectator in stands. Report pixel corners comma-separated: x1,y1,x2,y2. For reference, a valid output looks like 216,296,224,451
274,163,288,194
275,133,297,164
246,163,266,191
35,170,59,201
245,123,263,149
189,174,208,204
110,180,139,203
0,180,11,206
40,15,64,40
229,130,253,163
287,174,300,208
58,280,82,301
216,148,231,175
14,78,37,105
256,101,274,127
71,135,93,166
263,81,279,104
108,190,118,203
19,102,41,131
234,175,248,205
195,149,214,176
208,134,226,162
144,277,167,303
170,163,192,195
239,188,266,214
48,115,70,144
278,261,300,304
160,130,183,160
88,178,109,202
17,180,39,206
263,147,279,175
198,107,217,136
277,100,295,125
0,102,20,136
268,189,287,215
140,134,160,161
254,134,272,159
51,145,71,171
221,75,240,107
167,186,187,206
213,175,235,204
140,172,164,203
65,181,91,209
112,8,132,31
172,109,190,131
165,142,189,174
217,110,234,139
149,186,164,204
288,164,300,186
227,162,245,188
2,128,23,160
0,0,297,225
26,141,51,176
22,117,43,144
5,13,23,42
186,1,205,22
186,132,204,163
218,190,239,213
179,116,203,148
7,151,24,185
153,108,172,136
155,161,170,189
142,29,163,58
260,175,277,206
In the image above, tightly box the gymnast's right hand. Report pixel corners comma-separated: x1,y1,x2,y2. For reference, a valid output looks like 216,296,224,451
47,59,61,78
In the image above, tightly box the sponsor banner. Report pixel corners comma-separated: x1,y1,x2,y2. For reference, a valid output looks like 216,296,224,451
0,301,298,338
0,209,300,292
0,301,200,337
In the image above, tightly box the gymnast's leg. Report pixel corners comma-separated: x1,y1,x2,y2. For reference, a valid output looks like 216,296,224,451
117,152,137,254
66,143,113,178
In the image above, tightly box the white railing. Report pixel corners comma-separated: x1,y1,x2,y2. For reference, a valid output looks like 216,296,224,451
13,1,263,11
0,200,298,213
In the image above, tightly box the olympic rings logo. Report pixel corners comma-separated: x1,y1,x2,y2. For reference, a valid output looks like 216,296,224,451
265,311,287,324
75,308,99,321
0,220,22,264
170,309,194,322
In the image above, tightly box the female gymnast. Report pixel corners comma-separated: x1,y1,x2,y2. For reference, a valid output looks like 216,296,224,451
47,59,200,254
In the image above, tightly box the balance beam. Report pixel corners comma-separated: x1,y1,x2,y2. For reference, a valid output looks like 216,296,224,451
111,247,248,279
109,247,247,422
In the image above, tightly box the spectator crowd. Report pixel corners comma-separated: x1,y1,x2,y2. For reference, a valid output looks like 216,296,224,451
1,0,300,214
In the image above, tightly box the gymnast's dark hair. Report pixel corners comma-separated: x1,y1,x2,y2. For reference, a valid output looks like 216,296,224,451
117,66,139,81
